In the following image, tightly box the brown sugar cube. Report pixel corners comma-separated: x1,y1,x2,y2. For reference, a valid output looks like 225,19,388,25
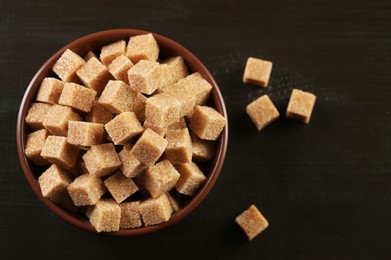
125,33,159,64
100,40,126,66
38,164,72,204
132,173,150,198
246,95,280,131
130,92,147,123
60,195,79,213
119,145,147,178
89,199,121,232
189,106,226,141
104,171,139,204
76,57,113,94
52,49,85,83
105,112,143,145
190,131,215,162
67,173,106,206
145,93,181,128
127,60,163,95
131,128,168,166
41,136,80,169
144,160,180,198
164,78,196,117
139,194,173,226
236,205,269,240
120,201,142,229
36,77,64,104
58,83,97,113
84,51,97,62
166,191,180,212
25,102,52,130
167,117,187,131
67,121,104,147
108,54,134,84
159,56,189,92
82,143,121,177
286,89,316,124
165,127,192,165
86,100,114,124
187,72,213,105
25,129,50,165
175,162,206,196
42,104,81,136
143,120,167,137
243,57,273,88
98,80,137,114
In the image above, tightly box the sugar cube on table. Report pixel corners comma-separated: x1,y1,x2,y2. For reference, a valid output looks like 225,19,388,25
235,205,269,241
286,89,316,124
243,57,273,88
246,95,280,131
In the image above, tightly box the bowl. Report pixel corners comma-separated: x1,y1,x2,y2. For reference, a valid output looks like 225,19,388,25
16,29,228,236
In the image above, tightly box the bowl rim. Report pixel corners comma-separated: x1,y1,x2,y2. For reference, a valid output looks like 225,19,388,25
16,29,228,236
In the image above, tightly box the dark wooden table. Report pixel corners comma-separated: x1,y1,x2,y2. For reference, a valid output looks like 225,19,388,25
2,0,391,259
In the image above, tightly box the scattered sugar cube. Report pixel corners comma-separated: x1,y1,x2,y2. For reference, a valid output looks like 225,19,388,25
105,112,143,145
52,49,85,82
130,92,147,123
131,128,168,166
243,57,273,88
84,51,97,62
42,104,81,136
145,93,181,128
104,171,139,204
86,100,114,124
89,199,121,232
82,143,121,177
236,205,269,241
144,160,180,198
67,173,106,206
120,201,142,229
107,54,134,84
100,40,126,66
159,56,189,92
286,89,316,124
67,121,104,147
98,80,137,114
36,77,64,104
127,60,163,95
189,105,226,141
76,57,113,94
175,162,206,196
25,129,50,165
41,136,80,169
125,33,159,64
119,145,147,178
58,82,97,112
166,191,181,212
38,164,72,204
143,120,167,137
246,95,280,131
190,131,215,162
25,102,52,130
139,194,173,226
165,127,192,165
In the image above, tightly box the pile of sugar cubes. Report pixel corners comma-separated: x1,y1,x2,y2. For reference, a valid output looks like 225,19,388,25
24,33,226,232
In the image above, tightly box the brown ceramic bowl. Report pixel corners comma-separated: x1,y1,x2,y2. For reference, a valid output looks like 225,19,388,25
16,29,228,236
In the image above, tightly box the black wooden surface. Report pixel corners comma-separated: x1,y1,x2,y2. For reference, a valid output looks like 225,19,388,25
2,0,391,259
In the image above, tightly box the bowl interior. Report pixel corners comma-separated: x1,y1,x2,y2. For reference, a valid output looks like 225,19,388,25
16,29,228,236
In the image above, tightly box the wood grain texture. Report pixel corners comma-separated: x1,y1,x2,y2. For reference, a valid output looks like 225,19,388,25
1,0,391,259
